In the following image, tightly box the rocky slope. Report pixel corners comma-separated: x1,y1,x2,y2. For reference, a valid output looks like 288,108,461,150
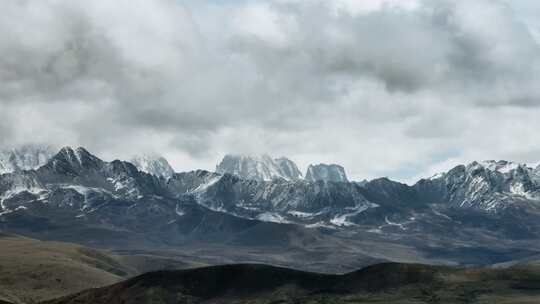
305,163,348,182
169,172,377,227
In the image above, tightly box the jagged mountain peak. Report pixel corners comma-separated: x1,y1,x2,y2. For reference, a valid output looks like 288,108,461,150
430,160,534,184
305,163,348,182
216,154,302,181
477,160,527,173
45,146,104,175
429,160,531,181
417,158,540,213
131,154,175,179
0,144,55,174
55,146,101,164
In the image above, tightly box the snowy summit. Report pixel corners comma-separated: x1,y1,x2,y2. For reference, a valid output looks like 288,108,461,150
216,154,302,181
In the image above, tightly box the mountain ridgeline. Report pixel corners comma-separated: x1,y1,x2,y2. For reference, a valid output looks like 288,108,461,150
1,146,540,270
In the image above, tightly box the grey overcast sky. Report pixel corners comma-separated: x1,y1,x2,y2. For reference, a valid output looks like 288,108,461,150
1,0,540,183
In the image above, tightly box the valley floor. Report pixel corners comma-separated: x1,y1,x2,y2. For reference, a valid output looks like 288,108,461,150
3,234,540,304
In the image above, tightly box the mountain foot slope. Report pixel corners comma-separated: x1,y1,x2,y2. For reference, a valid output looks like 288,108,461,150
0,234,136,304
0,235,198,304
43,262,540,304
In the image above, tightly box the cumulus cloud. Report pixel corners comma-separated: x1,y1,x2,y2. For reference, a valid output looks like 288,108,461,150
1,0,540,183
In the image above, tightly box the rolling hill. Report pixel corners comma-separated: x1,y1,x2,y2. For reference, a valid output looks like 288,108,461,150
0,235,199,304
43,262,540,304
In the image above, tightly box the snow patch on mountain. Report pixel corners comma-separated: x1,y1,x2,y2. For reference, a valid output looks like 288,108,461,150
330,203,375,227
175,204,186,216
257,212,290,224
194,176,222,193
288,210,317,218
384,216,408,230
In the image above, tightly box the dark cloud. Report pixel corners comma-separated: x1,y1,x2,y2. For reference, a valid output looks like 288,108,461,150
1,0,539,182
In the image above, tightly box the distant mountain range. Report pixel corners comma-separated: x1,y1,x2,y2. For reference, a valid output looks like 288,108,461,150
1,145,540,271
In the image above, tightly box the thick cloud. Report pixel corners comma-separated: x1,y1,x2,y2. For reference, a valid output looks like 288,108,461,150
1,0,539,183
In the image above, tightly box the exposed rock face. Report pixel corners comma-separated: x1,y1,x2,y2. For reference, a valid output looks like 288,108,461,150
415,160,540,212
275,157,303,180
216,154,302,181
131,155,175,179
305,164,348,182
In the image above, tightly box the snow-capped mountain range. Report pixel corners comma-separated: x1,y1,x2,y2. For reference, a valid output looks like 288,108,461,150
417,160,540,212
2,145,540,268
0,146,351,184
1,145,540,239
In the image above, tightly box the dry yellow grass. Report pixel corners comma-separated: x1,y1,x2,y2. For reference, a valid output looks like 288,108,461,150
0,235,137,304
